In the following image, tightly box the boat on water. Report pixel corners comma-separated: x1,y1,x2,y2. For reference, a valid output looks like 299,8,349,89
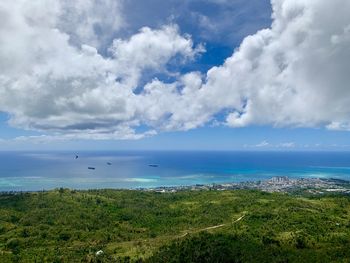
88,167,96,170
148,164,159,167
107,162,112,165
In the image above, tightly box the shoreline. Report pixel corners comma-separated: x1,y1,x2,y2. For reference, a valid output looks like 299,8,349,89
142,176,350,194
1,176,350,195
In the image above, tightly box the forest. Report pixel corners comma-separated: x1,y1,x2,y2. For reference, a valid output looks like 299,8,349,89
1,188,350,262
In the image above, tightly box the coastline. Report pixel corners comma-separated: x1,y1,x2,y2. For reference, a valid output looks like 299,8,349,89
141,176,350,194
2,176,350,195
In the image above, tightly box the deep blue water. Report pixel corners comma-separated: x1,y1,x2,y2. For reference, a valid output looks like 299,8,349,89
1,151,350,191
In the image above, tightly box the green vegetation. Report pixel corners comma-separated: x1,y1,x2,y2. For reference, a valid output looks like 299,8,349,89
1,188,350,262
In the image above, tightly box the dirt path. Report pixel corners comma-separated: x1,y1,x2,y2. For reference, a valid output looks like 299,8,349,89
202,223,226,231
233,214,245,223
178,214,246,238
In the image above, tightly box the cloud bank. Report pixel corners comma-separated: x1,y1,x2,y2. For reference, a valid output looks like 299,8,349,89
1,0,350,139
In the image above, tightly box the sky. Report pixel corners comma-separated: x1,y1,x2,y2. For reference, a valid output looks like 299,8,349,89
0,0,350,151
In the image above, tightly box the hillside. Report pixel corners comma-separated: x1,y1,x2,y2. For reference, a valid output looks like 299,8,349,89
1,189,350,262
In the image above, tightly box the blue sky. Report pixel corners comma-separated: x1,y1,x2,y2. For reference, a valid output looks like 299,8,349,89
1,0,350,151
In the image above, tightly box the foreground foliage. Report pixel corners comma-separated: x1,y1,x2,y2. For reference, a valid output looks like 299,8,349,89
0,188,350,262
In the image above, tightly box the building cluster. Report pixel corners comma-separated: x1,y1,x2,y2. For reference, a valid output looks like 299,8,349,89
143,176,350,194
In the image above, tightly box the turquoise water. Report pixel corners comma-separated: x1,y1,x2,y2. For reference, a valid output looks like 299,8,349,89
1,151,350,191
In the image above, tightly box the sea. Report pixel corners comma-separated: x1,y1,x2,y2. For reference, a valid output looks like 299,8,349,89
1,151,350,191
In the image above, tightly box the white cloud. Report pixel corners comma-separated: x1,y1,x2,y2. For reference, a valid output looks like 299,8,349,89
1,0,350,140
13,128,157,143
57,0,124,49
124,0,350,135
203,0,350,130
0,1,202,139
326,122,350,131
278,142,295,148
157,0,350,132
255,140,269,147
243,141,297,149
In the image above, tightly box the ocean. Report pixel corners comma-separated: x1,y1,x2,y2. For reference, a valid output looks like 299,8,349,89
1,151,350,191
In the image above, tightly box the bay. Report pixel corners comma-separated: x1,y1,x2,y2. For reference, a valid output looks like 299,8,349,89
1,151,350,191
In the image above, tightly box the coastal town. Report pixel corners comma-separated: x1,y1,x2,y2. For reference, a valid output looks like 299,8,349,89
144,176,350,194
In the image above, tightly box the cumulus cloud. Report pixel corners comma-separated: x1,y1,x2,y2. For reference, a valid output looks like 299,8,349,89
0,0,202,139
157,0,350,132
204,0,350,130
1,0,350,140
57,0,124,49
